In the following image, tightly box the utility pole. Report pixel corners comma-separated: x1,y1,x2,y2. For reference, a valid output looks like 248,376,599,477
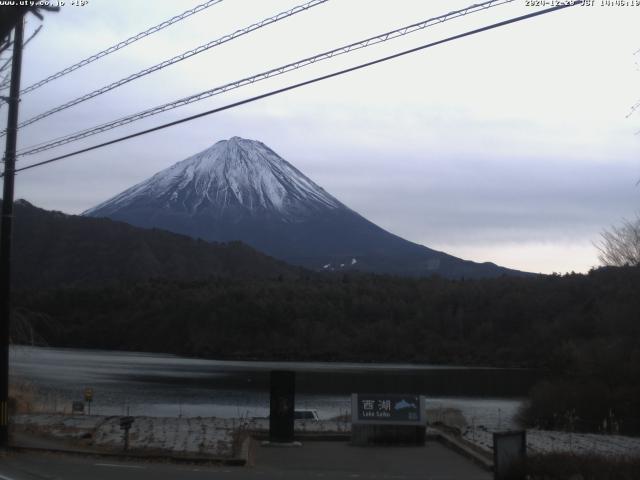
0,14,24,447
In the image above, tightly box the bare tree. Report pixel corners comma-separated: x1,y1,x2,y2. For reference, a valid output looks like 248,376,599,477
597,214,640,267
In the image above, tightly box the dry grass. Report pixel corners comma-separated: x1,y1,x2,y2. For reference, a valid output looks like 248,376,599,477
9,381,68,414
329,413,350,423
426,407,467,431
8,381,36,414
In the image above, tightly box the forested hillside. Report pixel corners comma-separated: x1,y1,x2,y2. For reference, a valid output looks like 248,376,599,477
17,266,639,369
1,200,301,289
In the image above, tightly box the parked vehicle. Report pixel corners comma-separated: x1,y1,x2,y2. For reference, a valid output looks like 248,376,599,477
294,409,320,421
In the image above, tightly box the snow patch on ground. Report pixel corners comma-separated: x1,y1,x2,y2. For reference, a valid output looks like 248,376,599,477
13,414,235,458
462,426,640,457
11,414,352,458
13,411,640,460
425,400,640,458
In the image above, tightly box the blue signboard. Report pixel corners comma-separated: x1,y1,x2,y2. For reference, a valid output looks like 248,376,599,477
352,394,425,425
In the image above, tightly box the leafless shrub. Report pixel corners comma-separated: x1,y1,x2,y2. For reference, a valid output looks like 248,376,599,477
596,214,640,267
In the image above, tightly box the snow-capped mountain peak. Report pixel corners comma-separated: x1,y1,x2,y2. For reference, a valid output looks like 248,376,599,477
84,137,343,219
84,136,528,279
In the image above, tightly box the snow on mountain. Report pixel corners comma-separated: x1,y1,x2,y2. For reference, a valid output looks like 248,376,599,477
84,137,343,219
85,136,530,279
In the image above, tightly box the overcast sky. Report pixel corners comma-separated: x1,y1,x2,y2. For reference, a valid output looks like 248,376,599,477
2,0,639,274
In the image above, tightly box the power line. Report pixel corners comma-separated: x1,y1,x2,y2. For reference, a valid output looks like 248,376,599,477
0,41,12,57
22,24,42,49
0,26,41,103
19,0,225,95
0,30,12,88
1,25,41,112
16,0,516,157
7,1,583,177
0,53,13,75
3,0,328,136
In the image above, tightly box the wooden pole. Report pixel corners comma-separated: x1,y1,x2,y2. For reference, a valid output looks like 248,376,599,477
0,14,24,447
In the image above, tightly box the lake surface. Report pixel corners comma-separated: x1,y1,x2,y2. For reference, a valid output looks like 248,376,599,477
10,346,537,427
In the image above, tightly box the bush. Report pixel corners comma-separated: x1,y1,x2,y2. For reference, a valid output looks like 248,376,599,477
519,379,612,432
8,381,35,414
520,378,640,435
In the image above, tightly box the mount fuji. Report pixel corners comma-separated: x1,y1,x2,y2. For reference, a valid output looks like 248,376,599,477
85,137,527,278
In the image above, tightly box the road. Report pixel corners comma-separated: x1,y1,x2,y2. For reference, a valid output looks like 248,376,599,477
0,441,491,480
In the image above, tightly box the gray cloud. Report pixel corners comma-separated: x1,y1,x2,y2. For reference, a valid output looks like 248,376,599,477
6,0,640,274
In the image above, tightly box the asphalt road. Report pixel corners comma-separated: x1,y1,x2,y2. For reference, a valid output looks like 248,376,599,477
0,441,491,480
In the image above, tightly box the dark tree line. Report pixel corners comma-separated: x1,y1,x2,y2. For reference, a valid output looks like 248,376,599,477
14,265,640,433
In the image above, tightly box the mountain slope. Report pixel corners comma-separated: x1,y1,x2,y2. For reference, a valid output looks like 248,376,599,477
85,137,530,279
2,199,299,289
86,137,343,221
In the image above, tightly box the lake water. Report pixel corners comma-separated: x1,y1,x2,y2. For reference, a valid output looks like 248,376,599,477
10,346,538,428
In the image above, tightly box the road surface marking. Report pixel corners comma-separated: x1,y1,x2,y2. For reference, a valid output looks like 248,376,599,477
94,463,145,469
